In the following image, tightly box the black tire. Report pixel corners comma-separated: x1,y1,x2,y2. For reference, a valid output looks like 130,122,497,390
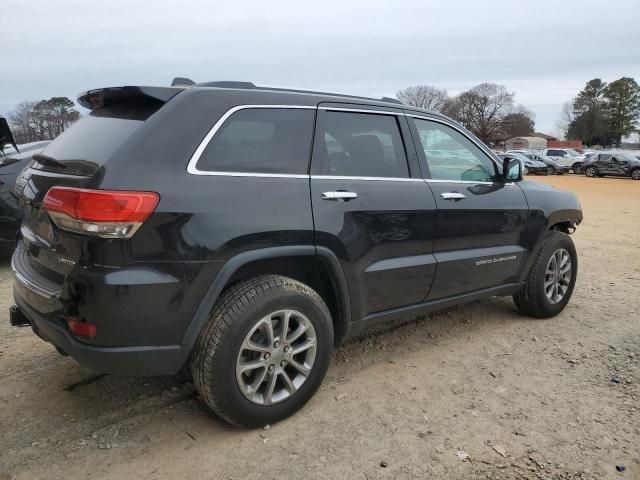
513,231,577,318
191,275,333,427
584,166,597,177
523,166,530,175
572,163,581,174
631,168,640,180
546,166,553,176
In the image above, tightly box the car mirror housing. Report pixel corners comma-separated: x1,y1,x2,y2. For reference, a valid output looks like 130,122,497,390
503,158,522,182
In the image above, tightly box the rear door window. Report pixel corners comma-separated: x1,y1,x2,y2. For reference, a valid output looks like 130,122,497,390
197,108,315,174
312,110,409,178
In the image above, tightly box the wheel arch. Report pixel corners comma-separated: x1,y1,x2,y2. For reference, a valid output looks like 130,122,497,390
181,246,352,348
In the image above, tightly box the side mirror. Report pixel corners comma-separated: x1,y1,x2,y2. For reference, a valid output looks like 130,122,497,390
503,158,522,182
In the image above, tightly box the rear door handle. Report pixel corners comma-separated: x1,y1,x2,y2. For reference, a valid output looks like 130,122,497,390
440,192,466,201
321,191,358,201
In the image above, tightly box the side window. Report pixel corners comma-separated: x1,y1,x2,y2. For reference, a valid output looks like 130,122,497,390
412,118,497,182
548,149,561,156
313,111,409,178
197,108,315,174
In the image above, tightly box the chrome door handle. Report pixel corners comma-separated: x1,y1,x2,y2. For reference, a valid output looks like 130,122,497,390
440,192,466,201
321,191,358,201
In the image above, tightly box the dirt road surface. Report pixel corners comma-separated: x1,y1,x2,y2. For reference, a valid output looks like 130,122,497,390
1,175,638,480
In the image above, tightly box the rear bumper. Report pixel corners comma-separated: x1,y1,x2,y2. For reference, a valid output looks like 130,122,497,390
11,245,198,375
13,291,190,375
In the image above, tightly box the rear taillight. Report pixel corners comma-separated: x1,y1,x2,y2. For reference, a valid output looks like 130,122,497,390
43,187,159,239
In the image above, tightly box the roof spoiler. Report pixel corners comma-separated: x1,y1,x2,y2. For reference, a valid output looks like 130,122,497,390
0,116,18,153
77,86,184,110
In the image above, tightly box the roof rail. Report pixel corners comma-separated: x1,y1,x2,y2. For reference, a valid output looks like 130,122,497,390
176,78,403,106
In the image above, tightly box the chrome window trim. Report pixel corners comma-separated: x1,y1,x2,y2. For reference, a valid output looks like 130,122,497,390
424,179,493,185
311,175,423,182
318,106,403,116
187,104,317,176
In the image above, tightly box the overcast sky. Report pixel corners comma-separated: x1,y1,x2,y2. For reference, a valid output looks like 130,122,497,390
2,0,639,135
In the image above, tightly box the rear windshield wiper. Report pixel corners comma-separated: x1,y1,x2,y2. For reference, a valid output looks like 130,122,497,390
33,153,66,169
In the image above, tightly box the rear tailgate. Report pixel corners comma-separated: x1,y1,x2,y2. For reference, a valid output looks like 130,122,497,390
15,86,183,282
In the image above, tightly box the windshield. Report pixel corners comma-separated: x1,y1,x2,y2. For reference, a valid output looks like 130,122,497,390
566,149,581,157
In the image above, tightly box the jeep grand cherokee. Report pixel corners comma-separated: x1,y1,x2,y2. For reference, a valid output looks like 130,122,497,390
10,80,583,427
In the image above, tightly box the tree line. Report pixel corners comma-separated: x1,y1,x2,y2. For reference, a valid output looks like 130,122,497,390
7,97,80,144
396,84,535,144
557,77,640,147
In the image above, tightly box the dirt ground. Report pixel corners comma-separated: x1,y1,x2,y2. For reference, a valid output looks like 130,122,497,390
0,175,638,480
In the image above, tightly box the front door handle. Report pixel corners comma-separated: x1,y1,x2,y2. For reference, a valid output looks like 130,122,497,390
321,191,358,201
440,192,466,201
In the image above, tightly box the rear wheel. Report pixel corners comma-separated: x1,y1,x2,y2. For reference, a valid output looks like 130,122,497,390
572,163,582,174
585,166,597,177
631,168,640,180
523,166,530,175
191,275,333,427
547,166,554,175
513,231,577,318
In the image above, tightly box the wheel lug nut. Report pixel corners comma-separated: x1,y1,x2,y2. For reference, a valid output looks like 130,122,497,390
280,360,287,368
274,341,280,348
264,353,271,360
268,365,274,372
284,346,291,353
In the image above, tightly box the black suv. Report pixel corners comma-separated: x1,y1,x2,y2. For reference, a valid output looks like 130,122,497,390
10,82,583,427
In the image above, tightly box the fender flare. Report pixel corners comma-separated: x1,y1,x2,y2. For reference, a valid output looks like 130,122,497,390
181,246,351,346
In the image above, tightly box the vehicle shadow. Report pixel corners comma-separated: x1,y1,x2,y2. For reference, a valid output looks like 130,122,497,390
2,295,531,441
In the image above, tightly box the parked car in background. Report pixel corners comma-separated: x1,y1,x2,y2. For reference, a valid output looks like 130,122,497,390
498,152,548,175
581,152,640,180
543,148,585,173
507,150,568,175
0,119,50,253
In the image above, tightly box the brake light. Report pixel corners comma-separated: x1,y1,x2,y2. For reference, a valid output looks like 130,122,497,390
43,187,159,238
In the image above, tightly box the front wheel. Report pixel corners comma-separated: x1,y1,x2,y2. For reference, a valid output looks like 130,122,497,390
572,163,582,174
513,231,577,318
631,168,640,180
585,166,597,177
523,166,530,175
191,275,333,427
547,166,554,176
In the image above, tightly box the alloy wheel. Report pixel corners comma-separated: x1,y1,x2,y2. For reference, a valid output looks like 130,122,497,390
544,248,572,304
236,309,317,405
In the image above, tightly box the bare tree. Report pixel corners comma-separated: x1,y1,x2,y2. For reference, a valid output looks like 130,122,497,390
396,85,449,111
444,83,515,143
554,100,575,140
8,97,79,143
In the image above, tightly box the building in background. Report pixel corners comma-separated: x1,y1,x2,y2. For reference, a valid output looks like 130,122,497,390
505,136,548,150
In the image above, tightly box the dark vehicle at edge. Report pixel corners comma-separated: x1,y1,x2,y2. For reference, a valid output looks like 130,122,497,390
581,151,640,180
0,117,50,252
10,81,583,427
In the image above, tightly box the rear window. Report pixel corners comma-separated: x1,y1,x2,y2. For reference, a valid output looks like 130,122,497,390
41,103,159,168
196,108,315,174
